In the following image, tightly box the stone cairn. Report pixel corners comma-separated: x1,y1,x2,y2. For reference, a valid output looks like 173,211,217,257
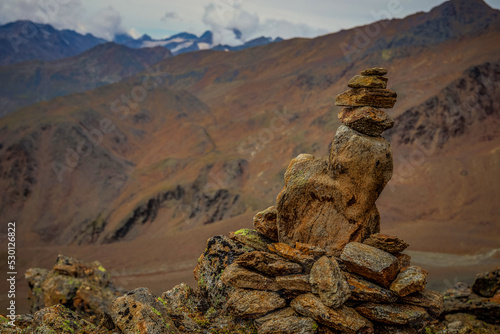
194,68,444,334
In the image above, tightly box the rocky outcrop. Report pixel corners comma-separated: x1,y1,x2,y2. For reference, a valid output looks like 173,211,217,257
25,255,126,318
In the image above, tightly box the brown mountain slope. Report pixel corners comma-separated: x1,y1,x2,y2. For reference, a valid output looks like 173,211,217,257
0,43,171,116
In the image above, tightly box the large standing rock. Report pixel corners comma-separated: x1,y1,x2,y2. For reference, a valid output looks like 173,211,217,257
310,256,351,307
235,251,303,276
226,289,286,319
111,287,179,334
290,293,373,334
340,242,399,287
329,125,392,228
276,154,379,253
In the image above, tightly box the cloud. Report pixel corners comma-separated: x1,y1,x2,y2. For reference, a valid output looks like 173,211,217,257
0,0,84,30
0,0,124,40
202,1,326,46
84,6,125,40
161,11,179,22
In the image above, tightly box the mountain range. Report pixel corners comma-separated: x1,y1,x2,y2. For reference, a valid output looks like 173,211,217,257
0,0,499,314
0,20,282,67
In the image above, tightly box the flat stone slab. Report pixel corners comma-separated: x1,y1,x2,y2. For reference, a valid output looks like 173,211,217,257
335,88,397,108
340,242,399,287
291,293,374,334
295,242,326,259
220,263,280,291
310,256,350,307
259,315,318,334
355,302,428,325
395,253,411,271
268,242,315,270
361,68,388,76
276,274,312,292
363,233,409,253
226,288,285,319
254,307,297,327
236,251,303,276
390,266,428,297
402,289,444,317
229,228,272,252
338,106,394,136
348,75,388,89
344,272,398,303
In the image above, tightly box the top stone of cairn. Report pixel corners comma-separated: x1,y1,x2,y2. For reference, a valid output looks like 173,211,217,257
361,67,388,76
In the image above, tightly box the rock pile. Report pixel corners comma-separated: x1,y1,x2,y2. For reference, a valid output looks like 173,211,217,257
193,68,445,333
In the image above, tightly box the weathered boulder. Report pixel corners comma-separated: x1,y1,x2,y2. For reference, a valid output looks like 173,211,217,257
276,153,380,253
253,206,279,241
160,283,203,333
110,287,179,334
355,303,428,325
338,107,394,136
220,263,280,291
25,268,49,313
363,234,409,254
335,88,397,108
402,289,444,318
26,255,125,319
268,242,315,269
291,293,373,334
193,235,249,309
348,75,388,89
472,267,500,298
389,266,428,297
344,272,398,303
30,304,104,334
340,242,399,287
310,256,351,307
226,289,286,319
235,251,303,276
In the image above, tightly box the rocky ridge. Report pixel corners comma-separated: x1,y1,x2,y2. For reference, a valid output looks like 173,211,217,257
2,68,499,333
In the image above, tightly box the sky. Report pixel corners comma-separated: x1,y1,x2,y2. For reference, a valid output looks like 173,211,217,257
1,0,500,45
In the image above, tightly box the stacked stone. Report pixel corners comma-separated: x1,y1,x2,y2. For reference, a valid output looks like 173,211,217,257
213,224,443,334
335,67,395,137
191,68,444,333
